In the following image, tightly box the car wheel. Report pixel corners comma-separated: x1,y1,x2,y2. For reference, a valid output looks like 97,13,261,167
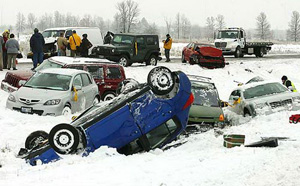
243,109,251,117
234,46,241,58
93,96,100,105
147,66,175,95
146,55,157,66
181,53,186,63
25,130,49,149
255,48,264,57
102,91,116,101
48,123,80,155
189,57,196,65
62,106,72,116
119,55,131,67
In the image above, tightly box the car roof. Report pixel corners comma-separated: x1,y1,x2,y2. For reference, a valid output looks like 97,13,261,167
234,80,282,91
39,68,87,76
114,33,158,37
48,56,119,66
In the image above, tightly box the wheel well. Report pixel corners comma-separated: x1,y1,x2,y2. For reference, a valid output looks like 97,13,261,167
65,102,71,108
120,53,130,60
146,52,159,60
244,108,251,116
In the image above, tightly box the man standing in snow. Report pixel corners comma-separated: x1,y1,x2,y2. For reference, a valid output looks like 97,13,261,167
282,75,297,92
68,30,82,57
30,28,45,70
163,34,172,62
5,34,19,70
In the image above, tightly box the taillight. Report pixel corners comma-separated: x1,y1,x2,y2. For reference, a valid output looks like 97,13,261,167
182,93,194,110
219,114,224,122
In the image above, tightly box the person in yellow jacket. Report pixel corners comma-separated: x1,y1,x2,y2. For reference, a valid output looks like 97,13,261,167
68,30,82,57
282,75,297,92
163,34,172,62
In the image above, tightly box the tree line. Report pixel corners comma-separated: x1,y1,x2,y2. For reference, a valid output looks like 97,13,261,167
8,0,300,42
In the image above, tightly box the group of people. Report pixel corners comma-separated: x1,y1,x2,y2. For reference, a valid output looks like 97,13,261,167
0,30,20,71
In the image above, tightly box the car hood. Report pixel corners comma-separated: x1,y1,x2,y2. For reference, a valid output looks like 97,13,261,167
189,105,223,118
199,46,223,57
99,44,116,49
15,87,68,102
246,91,300,105
6,70,34,80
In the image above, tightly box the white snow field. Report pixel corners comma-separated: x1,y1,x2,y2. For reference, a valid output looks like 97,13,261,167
1,54,300,186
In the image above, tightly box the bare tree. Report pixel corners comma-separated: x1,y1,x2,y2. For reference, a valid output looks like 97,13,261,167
16,12,26,33
27,13,37,30
287,11,300,42
206,16,215,40
126,0,139,33
112,13,121,33
79,14,92,27
54,11,64,27
147,23,159,35
181,14,191,39
216,15,225,30
164,17,172,34
174,13,180,39
116,1,127,33
256,12,271,40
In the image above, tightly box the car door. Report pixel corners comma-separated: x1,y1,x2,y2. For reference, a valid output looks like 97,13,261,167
86,65,105,95
132,36,147,62
185,43,195,60
81,73,97,108
71,74,86,112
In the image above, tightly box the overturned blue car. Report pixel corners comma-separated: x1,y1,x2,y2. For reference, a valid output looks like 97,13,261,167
18,66,194,166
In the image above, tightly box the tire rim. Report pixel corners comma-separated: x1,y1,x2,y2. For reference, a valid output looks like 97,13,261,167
104,94,115,101
150,58,156,66
53,129,74,151
151,68,173,91
62,107,71,116
119,57,127,66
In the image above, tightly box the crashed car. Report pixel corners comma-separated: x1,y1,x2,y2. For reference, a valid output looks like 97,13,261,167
289,114,300,124
228,80,300,117
18,66,194,166
182,42,225,68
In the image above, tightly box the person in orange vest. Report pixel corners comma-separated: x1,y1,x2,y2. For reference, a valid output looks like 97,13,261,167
163,34,172,62
68,30,82,57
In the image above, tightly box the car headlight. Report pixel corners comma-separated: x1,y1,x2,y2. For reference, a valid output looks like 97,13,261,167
44,99,61,105
8,94,16,102
292,96,300,103
111,49,115,53
255,102,268,109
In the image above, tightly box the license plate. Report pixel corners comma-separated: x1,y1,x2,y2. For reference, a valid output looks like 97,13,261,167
21,107,32,113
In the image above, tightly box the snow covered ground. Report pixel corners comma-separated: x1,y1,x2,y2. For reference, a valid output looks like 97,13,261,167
1,54,300,186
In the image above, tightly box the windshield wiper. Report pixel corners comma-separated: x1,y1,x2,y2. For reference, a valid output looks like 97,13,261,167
35,87,56,90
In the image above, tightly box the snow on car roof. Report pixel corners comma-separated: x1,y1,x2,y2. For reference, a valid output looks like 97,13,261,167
49,56,116,65
39,68,87,76
187,75,213,84
235,80,283,91
43,27,99,31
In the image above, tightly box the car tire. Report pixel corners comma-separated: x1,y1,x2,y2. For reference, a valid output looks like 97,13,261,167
119,55,131,67
62,105,72,116
147,66,175,95
234,46,241,58
48,123,80,155
189,57,196,65
102,91,116,101
146,55,157,66
255,48,264,57
25,130,49,149
181,53,186,63
243,109,251,117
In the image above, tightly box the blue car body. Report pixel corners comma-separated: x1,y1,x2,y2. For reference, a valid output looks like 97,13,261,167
21,68,193,166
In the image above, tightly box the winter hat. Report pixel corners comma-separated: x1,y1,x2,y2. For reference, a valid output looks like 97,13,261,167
281,76,287,81
166,34,170,37
34,28,39,33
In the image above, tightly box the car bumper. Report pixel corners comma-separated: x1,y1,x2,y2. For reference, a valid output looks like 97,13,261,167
6,100,65,116
1,81,18,92
255,103,300,116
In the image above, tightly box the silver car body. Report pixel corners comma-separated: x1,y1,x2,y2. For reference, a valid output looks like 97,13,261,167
228,80,300,116
6,68,99,116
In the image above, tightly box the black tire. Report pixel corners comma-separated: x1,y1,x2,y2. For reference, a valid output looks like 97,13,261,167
189,58,195,65
25,130,49,149
146,55,157,66
147,66,175,95
234,46,241,58
243,109,251,117
255,48,264,57
48,123,80,155
181,53,186,63
119,55,131,67
102,91,116,101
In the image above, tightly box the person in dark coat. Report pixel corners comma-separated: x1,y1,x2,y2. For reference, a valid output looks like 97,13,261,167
103,31,114,44
30,28,45,70
80,34,93,57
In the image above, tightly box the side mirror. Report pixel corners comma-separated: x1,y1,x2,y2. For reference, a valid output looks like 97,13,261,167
220,101,229,107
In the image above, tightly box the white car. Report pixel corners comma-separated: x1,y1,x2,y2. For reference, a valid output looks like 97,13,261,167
228,80,300,116
6,68,100,116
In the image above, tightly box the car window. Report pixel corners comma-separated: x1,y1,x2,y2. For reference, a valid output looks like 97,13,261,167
87,66,104,79
146,37,156,45
192,86,220,107
35,59,63,71
106,67,121,79
67,66,84,70
146,118,178,149
187,43,192,48
81,73,92,87
113,35,134,45
136,36,145,47
117,138,144,155
229,90,241,100
73,74,83,87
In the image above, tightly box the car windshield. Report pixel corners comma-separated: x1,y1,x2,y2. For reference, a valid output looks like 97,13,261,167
191,84,220,107
35,59,63,71
112,35,134,45
42,30,65,38
243,82,287,99
24,72,71,91
217,31,238,39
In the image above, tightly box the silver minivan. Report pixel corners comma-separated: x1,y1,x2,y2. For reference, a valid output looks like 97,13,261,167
6,68,100,116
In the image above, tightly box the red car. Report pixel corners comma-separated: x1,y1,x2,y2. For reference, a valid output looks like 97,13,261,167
289,114,300,124
1,57,126,101
182,42,225,68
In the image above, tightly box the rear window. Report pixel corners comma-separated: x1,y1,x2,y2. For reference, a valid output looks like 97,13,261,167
81,74,92,87
67,66,84,70
106,67,121,79
87,66,104,79
146,37,156,45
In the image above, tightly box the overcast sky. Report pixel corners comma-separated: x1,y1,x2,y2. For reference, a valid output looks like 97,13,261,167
1,0,299,30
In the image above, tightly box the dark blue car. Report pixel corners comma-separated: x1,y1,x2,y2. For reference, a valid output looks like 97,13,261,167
18,66,194,166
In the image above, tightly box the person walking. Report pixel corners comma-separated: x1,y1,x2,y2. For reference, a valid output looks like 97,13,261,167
68,30,81,57
2,30,9,69
80,34,93,57
30,28,45,70
57,32,68,56
281,75,297,92
163,34,172,62
5,34,19,70
0,34,4,71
